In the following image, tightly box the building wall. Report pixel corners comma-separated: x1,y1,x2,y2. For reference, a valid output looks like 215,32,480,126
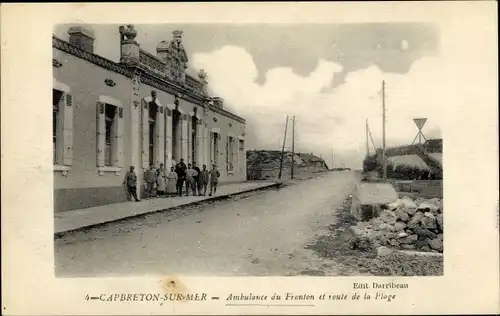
53,48,133,212
53,45,246,212
205,108,246,182
137,82,246,183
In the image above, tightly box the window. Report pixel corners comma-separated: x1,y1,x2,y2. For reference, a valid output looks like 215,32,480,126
52,89,63,164
211,132,219,165
172,110,180,162
148,102,158,166
238,139,245,174
227,136,235,172
104,105,116,166
191,117,197,163
96,98,124,174
52,84,73,173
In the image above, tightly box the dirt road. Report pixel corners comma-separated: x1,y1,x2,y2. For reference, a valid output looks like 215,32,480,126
55,171,361,277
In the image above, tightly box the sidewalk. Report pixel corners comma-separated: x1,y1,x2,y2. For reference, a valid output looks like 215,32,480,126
54,181,278,235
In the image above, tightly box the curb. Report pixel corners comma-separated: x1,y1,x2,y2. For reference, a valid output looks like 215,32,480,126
54,182,280,239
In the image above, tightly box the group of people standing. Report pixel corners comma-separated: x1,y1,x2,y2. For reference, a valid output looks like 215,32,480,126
123,159,221,202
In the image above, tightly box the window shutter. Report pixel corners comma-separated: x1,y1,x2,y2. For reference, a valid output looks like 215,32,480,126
141,99,149,169
231,138,235,172
114,107,125,167
165,111,173,168
195,122,202,165
156,107,165,166
96,101,105,167
181,115,188,161
209,132,213,164
62,93,74,166
226,136,229,172
187,117,192,163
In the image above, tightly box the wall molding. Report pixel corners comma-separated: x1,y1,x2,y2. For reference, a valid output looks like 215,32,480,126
143,96,167,109
99,95,123,108
53,35,246,124
97,166,122,176
53,36,133,78
53,78,71,93
54,165,70,176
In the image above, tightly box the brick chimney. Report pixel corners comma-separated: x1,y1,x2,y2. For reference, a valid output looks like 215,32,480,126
68,26,95,53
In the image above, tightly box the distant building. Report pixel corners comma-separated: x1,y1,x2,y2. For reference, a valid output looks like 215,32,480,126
53,25,247,212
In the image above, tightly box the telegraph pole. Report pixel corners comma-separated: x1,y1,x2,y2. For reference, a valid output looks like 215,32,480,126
331,148,334,170
291,116,295,179
278,116,289,180
382,80,387,180
365,118,369,157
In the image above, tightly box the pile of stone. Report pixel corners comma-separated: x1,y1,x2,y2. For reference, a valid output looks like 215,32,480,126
352,196,443,253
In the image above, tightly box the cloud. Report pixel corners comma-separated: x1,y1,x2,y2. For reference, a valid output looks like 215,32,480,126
191,45,451,169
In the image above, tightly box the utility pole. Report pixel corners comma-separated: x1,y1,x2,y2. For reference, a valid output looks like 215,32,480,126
291,115,295,179
365,118,369,157
382,80,387,180
278,116,289,180
331,148,334,170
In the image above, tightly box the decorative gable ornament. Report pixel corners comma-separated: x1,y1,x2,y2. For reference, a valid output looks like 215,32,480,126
156,30,188,85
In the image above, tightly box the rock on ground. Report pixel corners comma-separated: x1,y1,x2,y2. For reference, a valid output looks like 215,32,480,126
395,209,410,222
406,207,417,216
400,234,418,244
437,214,443,231
417,202,439,213
377,246,394,257
420,216,438,230
413,227,438,239
350,196,444,255
394,221,407,231
401,196,418,209
380,209,398,225
428,238,443,252
407,211,425,228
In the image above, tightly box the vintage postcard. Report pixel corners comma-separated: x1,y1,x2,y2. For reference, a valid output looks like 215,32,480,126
1,2,498,315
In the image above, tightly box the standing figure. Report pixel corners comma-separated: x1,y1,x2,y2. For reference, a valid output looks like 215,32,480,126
185,163,198,196
123,166,140,202
192,162,201,196
144,163,157,199
156,163,167,196
199,164,209,196
166,166,178,196
208,164,220,196
175,158,187,196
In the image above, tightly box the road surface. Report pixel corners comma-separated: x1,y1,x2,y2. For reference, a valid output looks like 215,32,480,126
55,171,360,277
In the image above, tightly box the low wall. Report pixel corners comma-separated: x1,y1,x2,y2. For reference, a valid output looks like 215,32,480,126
54,186,128,213
387,180,443,199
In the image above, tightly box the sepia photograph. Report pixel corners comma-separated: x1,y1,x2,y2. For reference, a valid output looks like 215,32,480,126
2,2,498,315
53,22,444,277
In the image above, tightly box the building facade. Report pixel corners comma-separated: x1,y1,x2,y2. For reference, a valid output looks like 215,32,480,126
53,25,247,212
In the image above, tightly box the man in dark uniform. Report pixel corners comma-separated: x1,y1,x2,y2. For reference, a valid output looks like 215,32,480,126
123,166,140,202
192,161,201,196
175,158,187,196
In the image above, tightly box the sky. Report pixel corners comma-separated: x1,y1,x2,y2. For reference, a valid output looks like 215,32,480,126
54,23,443,169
